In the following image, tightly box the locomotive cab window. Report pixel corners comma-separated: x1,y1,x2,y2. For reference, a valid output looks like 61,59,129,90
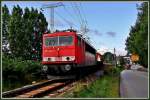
59,36,73,46
45,37,58,46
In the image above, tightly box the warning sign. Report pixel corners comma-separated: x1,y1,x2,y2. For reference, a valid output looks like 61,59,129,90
131,54,139,62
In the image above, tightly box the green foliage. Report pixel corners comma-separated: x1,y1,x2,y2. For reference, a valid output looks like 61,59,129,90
125,2,148,67
65,75,119,98
30,9,48,60
104,65,123,76
111,66,123,76
2,5,48,60
3,80,28,92
2,5,48,91
9,5,24,58
2,4,10,55
103,52,114,63
2,56,42,81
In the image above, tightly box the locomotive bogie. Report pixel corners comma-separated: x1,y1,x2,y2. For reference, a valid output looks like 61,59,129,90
42,64,74,75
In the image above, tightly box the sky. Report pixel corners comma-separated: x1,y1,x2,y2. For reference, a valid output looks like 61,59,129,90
2,1,143,56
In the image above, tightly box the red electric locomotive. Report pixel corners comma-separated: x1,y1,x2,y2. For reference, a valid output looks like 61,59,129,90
42,29,97,75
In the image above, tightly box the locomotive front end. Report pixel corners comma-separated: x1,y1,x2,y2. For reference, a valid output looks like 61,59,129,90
42,32,76,74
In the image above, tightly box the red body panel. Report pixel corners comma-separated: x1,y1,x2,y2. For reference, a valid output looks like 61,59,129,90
76,37,85,65
43,46,75,58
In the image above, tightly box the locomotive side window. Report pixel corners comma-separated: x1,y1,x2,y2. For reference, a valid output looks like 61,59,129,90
59,36,73,46
45,37,58,46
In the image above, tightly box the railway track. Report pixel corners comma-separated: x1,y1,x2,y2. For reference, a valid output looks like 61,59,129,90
2,66,103,98
2,77,74,98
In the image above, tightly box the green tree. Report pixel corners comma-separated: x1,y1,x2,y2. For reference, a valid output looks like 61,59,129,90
30,8,48,60
35,11,48,60
2,5,10,55
9,5,24,58
6,5,48,60
125,2,148,67
103,52,114,63
22,7,33,60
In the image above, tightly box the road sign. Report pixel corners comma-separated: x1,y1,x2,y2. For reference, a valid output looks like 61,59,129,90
131,54,139,62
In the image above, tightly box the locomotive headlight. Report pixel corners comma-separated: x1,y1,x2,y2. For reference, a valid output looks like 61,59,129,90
64,56,75,61
48,58,51,61
66,57,70,61
43,57,55,62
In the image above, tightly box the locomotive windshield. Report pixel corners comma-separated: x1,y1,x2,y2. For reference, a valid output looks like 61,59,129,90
45,37,58,46
45,36,73,46
59,36,73,46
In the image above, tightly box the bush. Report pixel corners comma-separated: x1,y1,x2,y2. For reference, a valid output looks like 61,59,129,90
2,56,42,81
111,66,123,76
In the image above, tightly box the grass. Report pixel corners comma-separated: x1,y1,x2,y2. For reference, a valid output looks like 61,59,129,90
2,80,28,92
64,68,121,98
65,75,119,98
